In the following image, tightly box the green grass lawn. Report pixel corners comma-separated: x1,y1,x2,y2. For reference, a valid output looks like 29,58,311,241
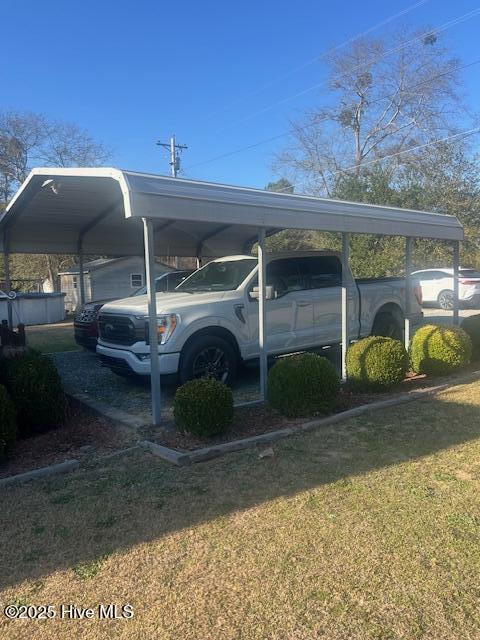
1,380,480,639
25,321,79,353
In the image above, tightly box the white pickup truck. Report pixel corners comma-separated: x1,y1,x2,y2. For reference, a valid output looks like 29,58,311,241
96,251,423,383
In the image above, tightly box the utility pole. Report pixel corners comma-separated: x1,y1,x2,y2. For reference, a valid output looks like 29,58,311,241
155,135,188,268
156,134,188,178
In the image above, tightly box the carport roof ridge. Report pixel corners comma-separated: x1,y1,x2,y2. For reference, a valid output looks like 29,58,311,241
0,167,464,257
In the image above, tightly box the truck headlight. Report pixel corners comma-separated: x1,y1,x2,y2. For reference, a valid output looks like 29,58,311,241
141,314,178,345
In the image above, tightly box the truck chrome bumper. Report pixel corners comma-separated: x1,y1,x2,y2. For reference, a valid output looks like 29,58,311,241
96,344,180,376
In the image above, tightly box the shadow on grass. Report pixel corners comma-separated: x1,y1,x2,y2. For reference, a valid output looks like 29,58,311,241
1,388,479,589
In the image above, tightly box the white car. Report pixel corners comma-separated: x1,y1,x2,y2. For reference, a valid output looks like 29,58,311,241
411,268,480,310
96,251,423,383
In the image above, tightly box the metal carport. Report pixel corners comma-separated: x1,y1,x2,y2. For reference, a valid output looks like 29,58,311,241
0,167,464,425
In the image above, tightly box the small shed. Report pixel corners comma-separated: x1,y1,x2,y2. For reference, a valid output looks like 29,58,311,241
58,257,173,311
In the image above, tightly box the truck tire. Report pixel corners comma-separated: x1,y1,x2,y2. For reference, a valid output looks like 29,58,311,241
371,312,403,341
437,289,454,310
179,335,238,386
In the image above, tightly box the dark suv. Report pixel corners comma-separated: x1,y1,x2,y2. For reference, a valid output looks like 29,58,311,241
74,270,193,350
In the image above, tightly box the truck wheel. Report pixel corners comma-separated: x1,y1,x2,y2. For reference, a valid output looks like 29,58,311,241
179,336,238,386
371,312,403,341
437,289,454,310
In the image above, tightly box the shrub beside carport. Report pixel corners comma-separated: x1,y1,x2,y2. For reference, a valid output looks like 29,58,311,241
174,378,234,437
267,353,339,418
410,324,472,376
0,384,17,459
346,336,408,391
3,351,66,437
460,314,480,360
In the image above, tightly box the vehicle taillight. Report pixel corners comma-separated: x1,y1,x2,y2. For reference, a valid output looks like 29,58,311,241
414,283,422,306
459,279,478,285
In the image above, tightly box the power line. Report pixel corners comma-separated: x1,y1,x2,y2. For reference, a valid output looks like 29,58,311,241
280,126,480,194
184,58,480,171
184,131,288,171
203,0,431,122
186,10,480,170
218,7,480,132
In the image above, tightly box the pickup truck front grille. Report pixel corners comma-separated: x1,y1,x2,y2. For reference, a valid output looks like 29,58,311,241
98,314,143,346
75,307,97,324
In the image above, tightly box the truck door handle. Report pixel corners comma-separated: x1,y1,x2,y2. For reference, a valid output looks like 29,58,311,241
297,301,310,307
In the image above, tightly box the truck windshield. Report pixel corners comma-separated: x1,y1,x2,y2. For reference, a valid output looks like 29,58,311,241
176,259,256,292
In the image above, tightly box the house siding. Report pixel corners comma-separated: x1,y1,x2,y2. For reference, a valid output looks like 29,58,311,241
90,258,171,301
60,257,172,311
61,275,92,311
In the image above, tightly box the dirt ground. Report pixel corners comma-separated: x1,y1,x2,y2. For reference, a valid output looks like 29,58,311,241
0,401,136,479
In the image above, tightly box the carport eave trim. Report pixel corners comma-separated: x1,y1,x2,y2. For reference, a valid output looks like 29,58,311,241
121,168,463,223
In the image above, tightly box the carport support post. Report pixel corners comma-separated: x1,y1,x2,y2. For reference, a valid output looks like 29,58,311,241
143,217,162,425
404,237,412,350
2,231,13,329
453,240,460,326
341,233,349,381
258,228,267,401
77,243,86,306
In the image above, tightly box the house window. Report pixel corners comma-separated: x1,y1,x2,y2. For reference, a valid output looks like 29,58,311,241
73,276,78,289
131,274,143,288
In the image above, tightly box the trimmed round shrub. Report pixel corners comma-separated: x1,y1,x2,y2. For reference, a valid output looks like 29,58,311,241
0,384,17,459
174,377,233,437
5,350,66,437
409,324,472,376
267,353,340,418
346,336,409,391
461,314,480,361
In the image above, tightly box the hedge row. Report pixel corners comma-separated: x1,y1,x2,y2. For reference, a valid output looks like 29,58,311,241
172,323,474,438
173,352,341,435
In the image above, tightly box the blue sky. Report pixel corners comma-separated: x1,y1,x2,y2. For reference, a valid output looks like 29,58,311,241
2,0,479,188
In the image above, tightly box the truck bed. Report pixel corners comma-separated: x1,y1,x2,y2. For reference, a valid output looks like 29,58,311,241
355,276,406,285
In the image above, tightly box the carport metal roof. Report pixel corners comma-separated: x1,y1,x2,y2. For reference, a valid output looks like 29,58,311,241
0,167,464,257
0,166,464,427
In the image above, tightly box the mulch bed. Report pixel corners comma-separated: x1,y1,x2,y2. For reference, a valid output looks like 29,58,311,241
2,364,478,475
147,366,479,452
0,399,136,479
147,389,381,451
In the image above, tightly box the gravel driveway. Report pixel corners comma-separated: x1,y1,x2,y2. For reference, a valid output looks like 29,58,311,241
51,350,262,423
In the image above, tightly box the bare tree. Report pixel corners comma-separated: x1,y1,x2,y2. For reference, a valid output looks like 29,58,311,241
39,120,111,167
0,111,111,190
0,111,49,204
0,110,112,290
275,28,462,195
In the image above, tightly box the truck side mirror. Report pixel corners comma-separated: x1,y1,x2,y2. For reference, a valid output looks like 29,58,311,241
250,285,275,300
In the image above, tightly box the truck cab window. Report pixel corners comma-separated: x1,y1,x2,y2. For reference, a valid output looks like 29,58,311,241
267,259,303,296
177,259,256,292
297,256,342,289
